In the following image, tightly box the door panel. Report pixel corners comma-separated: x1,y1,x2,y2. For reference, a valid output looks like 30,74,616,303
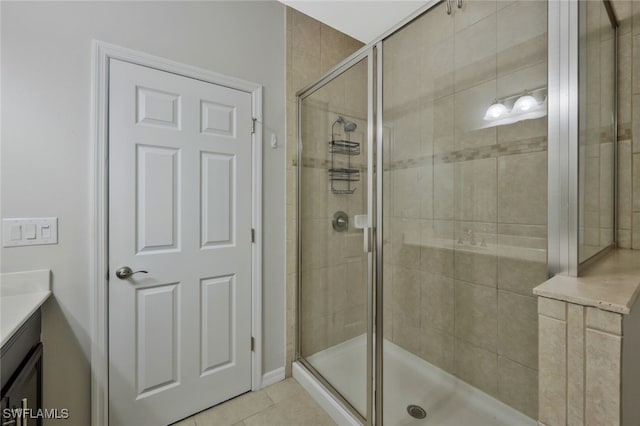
136,283,180,396
136,145,180,253
201,152,235,247
108,59,253,426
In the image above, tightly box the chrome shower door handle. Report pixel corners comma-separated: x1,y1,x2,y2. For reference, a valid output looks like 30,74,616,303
115,266,148,280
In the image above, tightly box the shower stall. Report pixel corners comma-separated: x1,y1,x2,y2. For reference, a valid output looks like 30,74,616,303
294,0,617,424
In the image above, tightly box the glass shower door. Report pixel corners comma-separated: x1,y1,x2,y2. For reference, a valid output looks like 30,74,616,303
380,0,547,424
297,53,373,421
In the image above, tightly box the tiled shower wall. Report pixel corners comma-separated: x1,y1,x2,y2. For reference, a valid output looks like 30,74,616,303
382,1,547,419
613,1,640,249
285,8,363,375
298,90,369,357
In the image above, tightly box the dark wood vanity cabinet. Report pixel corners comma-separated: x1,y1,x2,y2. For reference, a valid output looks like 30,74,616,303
1,310,43,426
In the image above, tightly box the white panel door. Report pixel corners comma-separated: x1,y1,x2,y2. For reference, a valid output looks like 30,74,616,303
108,59,253,426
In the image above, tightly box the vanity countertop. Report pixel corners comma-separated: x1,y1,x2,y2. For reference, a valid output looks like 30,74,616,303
533,249,640,314
1,270,51,347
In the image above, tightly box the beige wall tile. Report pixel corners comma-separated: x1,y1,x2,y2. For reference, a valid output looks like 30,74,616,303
393,311,423,356
454,158,498,222
634,0,640,36
454,14,497,91
618,140,632,230
498,33,546,79
392,167,423,218
453,82,498,150
617,31,632,132
538,297,567,321
419,326,455,373
454,280,498,351
497,356,538,419
421,273,455,333
497,62,547,108
455,339,499,397
619,229,632,248
300,218,328,270
585,329,621,426
634,97,640,153
433,95,455,155
633,212,640,249
454,251,497,288
498,256,548,297
633,153,640,211
434,163,455,220
390,219,422,269
586,307,622,335
498,291,538,369
497,0,547,56
454,0,496,33
538,315,567,426
393,266,423,328
567,303,585,426
290,10,321,57
634,34,640,96
498,151,547,225
420,224,454,273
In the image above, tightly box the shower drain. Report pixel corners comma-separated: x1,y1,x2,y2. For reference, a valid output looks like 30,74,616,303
407,404,427,419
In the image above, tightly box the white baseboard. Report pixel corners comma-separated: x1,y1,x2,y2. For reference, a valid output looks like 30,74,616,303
261,367,285,388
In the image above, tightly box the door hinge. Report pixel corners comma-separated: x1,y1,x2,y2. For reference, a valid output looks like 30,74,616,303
251,228,255,243
251,117,257,134
251,336,256,352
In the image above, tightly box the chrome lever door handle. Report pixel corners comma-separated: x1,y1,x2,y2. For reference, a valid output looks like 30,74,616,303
115,266,148,280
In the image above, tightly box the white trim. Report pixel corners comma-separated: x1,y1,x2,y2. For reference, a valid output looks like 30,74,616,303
261,367,286,388
292,362,361,426
90,40,263,426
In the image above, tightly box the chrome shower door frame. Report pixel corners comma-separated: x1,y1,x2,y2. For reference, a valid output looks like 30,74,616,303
547,0,619,277
296,47,376,425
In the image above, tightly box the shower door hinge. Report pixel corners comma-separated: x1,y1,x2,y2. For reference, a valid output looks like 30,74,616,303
251,228,255,243
251,118,257,134
251,336,256,352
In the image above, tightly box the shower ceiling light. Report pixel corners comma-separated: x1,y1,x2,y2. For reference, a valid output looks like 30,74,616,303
483,102,509,121
513,94,539,113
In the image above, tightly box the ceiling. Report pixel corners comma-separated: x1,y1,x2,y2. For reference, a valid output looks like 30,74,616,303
280,0,429,43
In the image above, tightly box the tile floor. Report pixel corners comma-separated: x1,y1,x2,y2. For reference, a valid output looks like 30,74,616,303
174,378,336,426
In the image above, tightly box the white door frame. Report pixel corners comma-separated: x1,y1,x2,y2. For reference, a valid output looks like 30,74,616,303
89,40,263,426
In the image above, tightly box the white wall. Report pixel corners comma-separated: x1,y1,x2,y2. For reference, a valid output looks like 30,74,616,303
0,1,286,423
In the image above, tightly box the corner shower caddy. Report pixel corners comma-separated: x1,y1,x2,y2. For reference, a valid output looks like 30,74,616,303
328,138,360,195
328,115,360,194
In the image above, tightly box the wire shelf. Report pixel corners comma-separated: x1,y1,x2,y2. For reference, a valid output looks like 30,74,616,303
329,140,361,155
329,168,360,182
331,188,357,195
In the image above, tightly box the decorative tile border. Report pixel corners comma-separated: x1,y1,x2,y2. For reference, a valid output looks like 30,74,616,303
295,136,548,170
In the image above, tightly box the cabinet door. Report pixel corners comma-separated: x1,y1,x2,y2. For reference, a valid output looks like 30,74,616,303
1,343,42,426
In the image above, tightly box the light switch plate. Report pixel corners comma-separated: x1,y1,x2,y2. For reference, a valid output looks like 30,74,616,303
2,218,58,247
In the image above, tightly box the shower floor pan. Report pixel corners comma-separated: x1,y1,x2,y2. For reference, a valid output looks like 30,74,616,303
298,335,536,426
